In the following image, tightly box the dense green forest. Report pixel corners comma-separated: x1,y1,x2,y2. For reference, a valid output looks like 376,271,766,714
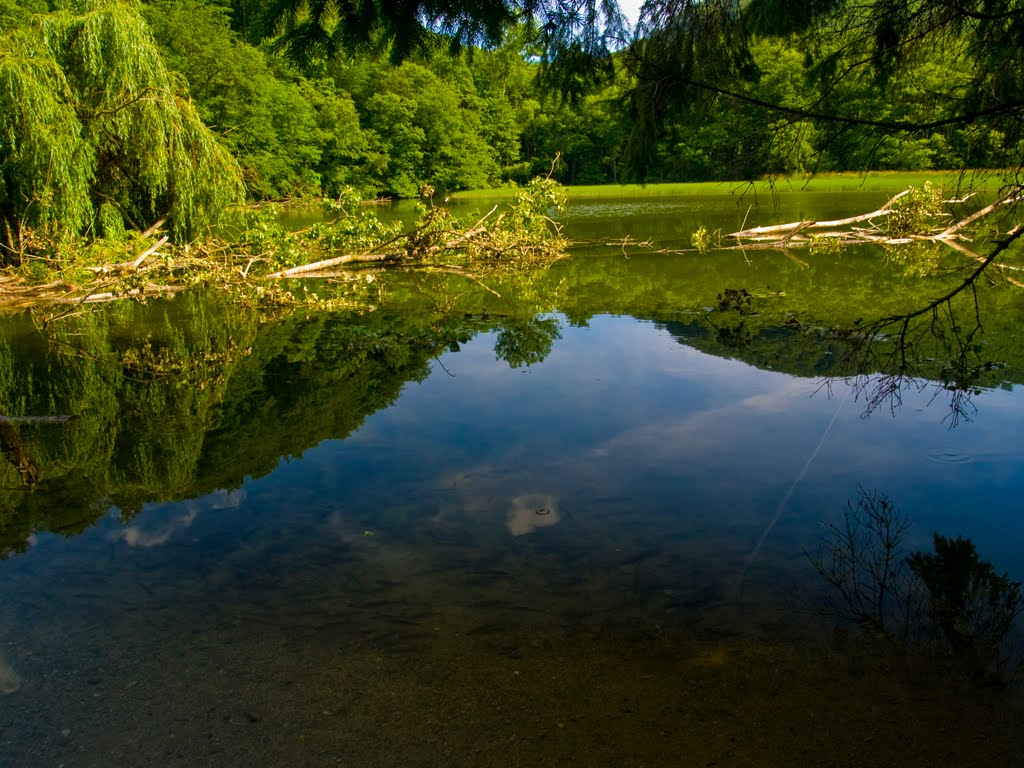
99,0,1024,192
3,0,1020,224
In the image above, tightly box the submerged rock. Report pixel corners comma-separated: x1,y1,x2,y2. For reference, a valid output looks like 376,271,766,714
506,493,560,536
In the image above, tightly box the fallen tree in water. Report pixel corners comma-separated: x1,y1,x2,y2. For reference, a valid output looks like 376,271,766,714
0,177,568,315
725,183,1022,249
266,179,567,278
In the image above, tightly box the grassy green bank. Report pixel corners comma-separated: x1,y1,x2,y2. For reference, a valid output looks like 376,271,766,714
450,171,1005,201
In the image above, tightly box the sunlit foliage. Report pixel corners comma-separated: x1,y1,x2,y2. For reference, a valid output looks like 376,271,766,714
0,0,242,258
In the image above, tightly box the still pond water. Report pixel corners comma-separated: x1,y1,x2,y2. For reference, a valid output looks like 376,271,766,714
1,184,1023,766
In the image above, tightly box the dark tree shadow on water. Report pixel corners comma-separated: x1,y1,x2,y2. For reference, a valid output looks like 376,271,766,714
810,487,1023,686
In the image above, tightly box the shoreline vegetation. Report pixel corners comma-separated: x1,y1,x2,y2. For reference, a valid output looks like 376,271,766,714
3,0,1021,322
0,177,569,317
0,173,1021,317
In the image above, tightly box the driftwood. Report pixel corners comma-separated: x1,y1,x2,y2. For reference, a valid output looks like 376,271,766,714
86,235,169,274
936,196,1021,238
728,189,912,239
265,250,405,278
261,201,564,279
727,188,1022,247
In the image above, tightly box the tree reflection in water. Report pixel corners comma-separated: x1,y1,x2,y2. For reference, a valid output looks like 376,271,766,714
823,225,1024,425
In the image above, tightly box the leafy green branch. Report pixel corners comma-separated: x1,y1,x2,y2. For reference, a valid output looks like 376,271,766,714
264,176,568,278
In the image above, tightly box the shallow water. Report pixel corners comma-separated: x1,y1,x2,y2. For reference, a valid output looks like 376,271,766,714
1,187,1023,765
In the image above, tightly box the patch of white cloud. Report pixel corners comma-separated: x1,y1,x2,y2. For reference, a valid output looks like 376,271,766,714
112,488,245,548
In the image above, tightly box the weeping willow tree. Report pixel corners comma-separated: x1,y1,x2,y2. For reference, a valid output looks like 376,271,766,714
0,0,243,262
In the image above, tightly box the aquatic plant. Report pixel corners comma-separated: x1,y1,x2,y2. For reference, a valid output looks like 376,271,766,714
691,226,710,253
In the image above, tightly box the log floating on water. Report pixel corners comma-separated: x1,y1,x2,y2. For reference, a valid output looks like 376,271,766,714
724,188,1021,248
727,189,914,240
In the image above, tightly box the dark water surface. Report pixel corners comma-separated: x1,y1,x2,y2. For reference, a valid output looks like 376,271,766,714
1,187,1023,766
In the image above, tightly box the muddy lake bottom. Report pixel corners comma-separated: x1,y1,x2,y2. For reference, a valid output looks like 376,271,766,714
2,567,1022,767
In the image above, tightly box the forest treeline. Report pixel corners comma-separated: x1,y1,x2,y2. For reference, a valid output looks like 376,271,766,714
3,0,1016,207
138,0,1024,196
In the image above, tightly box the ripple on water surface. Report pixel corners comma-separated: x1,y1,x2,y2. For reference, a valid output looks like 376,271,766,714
926,448,973,464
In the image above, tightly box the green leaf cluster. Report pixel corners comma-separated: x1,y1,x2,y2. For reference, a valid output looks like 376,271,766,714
0,0,243,257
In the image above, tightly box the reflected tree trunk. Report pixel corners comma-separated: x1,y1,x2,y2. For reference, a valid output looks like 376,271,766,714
0,418,41,486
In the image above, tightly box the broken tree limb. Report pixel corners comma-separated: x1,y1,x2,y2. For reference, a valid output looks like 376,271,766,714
130,235,169,269
728,189,913,239
780,220,815,243
266,206,506,279
936,194,1024,238
722,185,1022,252
140,217,167,239
87,235,169,274
265,250,406,278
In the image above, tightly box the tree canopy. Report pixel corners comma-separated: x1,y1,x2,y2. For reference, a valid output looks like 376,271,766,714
252,0,627,67
0,0,242,256
240,0,1022,185
2,0,1022,262
621,0,1024,179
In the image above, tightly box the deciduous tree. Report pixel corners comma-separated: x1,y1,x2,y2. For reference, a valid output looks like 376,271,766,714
0,0,243,258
